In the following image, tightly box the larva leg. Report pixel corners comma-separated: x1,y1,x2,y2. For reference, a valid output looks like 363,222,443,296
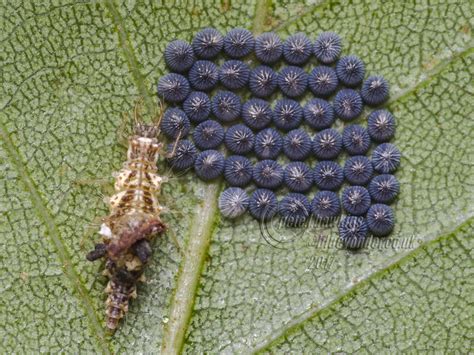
79,215,105,249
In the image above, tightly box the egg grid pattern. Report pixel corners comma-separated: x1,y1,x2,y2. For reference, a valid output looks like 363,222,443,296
158,28,400,248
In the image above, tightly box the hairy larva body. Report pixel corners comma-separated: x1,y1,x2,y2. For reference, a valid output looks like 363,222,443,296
87,121,166,331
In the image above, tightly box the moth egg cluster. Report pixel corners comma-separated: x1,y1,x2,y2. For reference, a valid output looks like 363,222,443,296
159,28,400,248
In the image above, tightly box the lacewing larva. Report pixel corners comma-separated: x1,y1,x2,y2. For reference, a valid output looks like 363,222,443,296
86,102,168,331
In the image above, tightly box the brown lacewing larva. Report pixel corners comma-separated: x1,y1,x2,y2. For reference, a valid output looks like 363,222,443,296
86,106,168,331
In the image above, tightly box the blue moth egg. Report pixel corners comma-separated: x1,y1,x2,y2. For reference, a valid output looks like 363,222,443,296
249,188,279,221
341,186,371,216
218,187,250,218
212,90,241,122
183,91,211,123
344,155,373,185
188,60,219,91
283,129,312,161
254,128,283,160
279,193,312,226
368,174,400,204
278,66,308,98
303,98,335,130
333,89,363,121
161,108,191,139
361,75,389,106
164,39,195,73
311,191,341,221
313,32,342,64
367,110,396,142
157,73,190,103
372,143,401,173
223,28,255,58
242,98,273,130
224,124,255,154
283,162,313,192
342,124,371,155
249,65,278,98
366,203,395,236
254,32,283,64
313,160,344,191
194,150,225,181
224,155,253,187
192,28,224,59
338,216,368,249
273,98,303,131
308,66,338,97
312,128,343,160
336,55,365,87
219,60,250,90
283,33,312,65
252,159,284,189
193,120,225,150
166,140,197,171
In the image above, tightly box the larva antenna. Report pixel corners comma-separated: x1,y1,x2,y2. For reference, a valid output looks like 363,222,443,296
133,98,144,127
154,96,166,127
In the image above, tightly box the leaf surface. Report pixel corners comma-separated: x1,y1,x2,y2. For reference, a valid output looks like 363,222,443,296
0,0,472,353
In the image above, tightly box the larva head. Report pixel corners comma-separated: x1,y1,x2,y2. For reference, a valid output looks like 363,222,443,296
135,122,160,138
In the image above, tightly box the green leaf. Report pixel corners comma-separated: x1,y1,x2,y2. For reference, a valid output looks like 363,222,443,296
0,0,472,353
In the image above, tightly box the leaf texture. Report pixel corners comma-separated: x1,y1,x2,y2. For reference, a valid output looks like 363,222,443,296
0,0,472,353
